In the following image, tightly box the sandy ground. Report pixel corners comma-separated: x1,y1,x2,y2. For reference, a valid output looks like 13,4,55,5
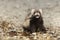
0,0,60,40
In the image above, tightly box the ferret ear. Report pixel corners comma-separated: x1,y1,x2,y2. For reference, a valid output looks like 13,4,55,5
28,9,35,18
27,9,35,19
31,9,35,14
39,9,42,14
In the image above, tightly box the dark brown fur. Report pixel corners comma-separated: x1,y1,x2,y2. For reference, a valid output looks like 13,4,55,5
23,10,47,34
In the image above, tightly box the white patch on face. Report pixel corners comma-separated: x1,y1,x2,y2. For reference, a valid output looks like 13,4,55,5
34,13,40,15
36,16,39,18
34,13,40,18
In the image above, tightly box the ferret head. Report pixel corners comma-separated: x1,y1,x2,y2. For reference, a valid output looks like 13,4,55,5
30,9,42,19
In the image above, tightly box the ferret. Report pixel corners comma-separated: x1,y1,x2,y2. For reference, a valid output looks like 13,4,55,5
22,9,47,34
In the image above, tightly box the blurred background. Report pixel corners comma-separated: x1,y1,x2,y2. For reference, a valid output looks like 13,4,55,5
0,0,60,40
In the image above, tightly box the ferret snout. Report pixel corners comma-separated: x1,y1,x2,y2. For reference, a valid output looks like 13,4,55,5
34,13,40,18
